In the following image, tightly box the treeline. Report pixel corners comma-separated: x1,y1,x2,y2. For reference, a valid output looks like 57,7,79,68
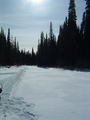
36,0,90,68
0,28,36,66
0,0,90,68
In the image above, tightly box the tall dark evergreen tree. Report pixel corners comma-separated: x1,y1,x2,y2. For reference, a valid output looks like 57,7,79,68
84,0,90,62
67,0,79,66
80,12,86,62
31,48,36,65
7,28,11,65
0,28,7,65
80,12,86,39
57,17,68,66
37,32,45,65
49,22,53,41
57,0,80,66
48,22,56,66
68,0,77,29
43,33,49,65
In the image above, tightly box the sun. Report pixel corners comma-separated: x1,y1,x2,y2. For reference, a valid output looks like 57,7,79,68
32,0,42,3
26,0,43,4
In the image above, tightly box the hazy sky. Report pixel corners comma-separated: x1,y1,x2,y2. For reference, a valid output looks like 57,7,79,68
0,0,85,51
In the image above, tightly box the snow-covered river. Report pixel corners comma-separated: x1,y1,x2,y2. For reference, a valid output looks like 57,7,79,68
0,66,90,120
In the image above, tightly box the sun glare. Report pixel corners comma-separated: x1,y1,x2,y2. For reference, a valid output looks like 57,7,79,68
26,0,43,4
32,0,42,3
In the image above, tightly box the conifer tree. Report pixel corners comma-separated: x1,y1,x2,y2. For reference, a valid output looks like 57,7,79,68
49,22,53,41
81,12,86,39
67,0,79,65
84,0,90,61
79,12,86,62
7,28,11,65
0,28,7,65
48,22,56,65
31,48,36,65
57,17,68,66
37,32,44,65
68,0,77,29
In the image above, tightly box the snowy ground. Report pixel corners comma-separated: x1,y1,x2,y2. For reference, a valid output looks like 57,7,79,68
0,66,90,120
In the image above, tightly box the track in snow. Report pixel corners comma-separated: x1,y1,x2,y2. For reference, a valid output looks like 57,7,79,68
0,66,37,120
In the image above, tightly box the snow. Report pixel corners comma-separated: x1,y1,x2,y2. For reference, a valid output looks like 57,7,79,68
0,66,90,120
0,66,37,120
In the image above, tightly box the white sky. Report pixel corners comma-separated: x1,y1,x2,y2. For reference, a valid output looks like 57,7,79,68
0,0,85,52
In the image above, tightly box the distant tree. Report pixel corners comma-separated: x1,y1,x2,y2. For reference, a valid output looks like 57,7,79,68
0,27,33,66
37,22,57,66
80,12,86,39
84,0,90,62
31,48,36,65
16,41,19,52
80,12,86,62
67,0,79,66
6,28,11,65
37,32,45,65
49,22,53,41
43,33,49,65
57,0,81,67
57,17,68,66
48,22,56,66
11,37,20,64
68,0,77,29
0,28,7,65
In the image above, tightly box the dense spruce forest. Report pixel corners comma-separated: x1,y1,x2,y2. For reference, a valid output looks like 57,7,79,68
0,28,36,66
0,0,90,68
